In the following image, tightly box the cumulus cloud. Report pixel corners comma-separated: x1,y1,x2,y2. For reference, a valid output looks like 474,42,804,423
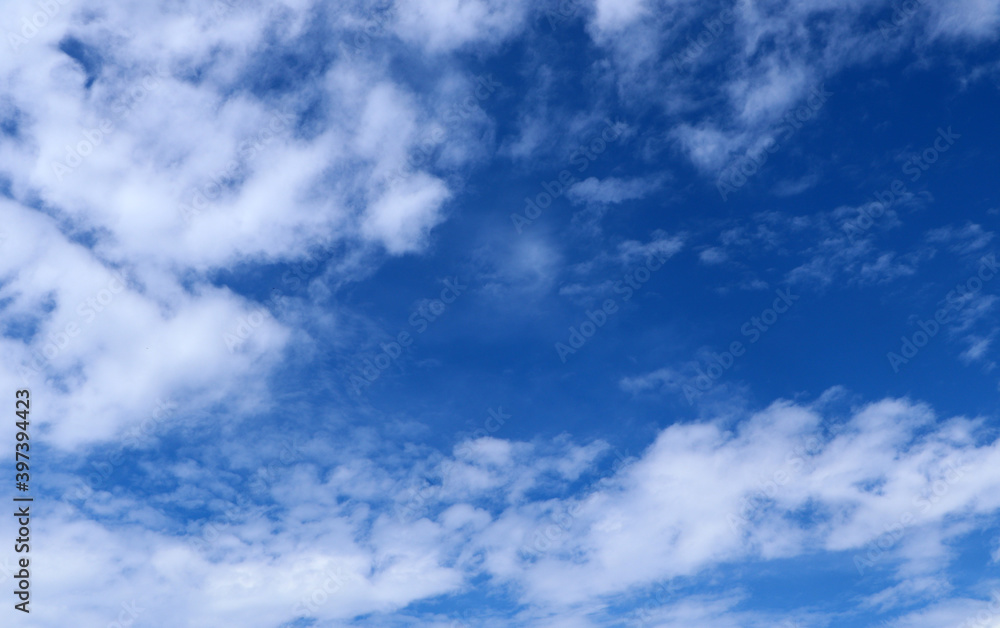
3,1,999,626
14,393,1000,626
0,0,506,451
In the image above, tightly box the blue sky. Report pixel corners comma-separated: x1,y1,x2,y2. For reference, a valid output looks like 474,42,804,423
1,0,1000,626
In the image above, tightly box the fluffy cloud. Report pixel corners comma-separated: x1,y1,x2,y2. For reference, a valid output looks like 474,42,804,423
12,393,1000,626
3,1,999,626
566,175,663,206
0,0,503,450
392,0,530,52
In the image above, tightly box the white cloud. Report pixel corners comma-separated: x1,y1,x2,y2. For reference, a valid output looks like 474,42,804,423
581,0,999,192
617,229,685,264
672,123,744,173
392,0,530,52
619,366,680,393
566,175,663,206
699,247,728,265
0,0,514,453
590,0,649,34
16,393,1000,625
960,334,994,364
476,234,563,298
927,222,995,256
3,1,1000,626
926,0,1000,41
361,172,451,254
